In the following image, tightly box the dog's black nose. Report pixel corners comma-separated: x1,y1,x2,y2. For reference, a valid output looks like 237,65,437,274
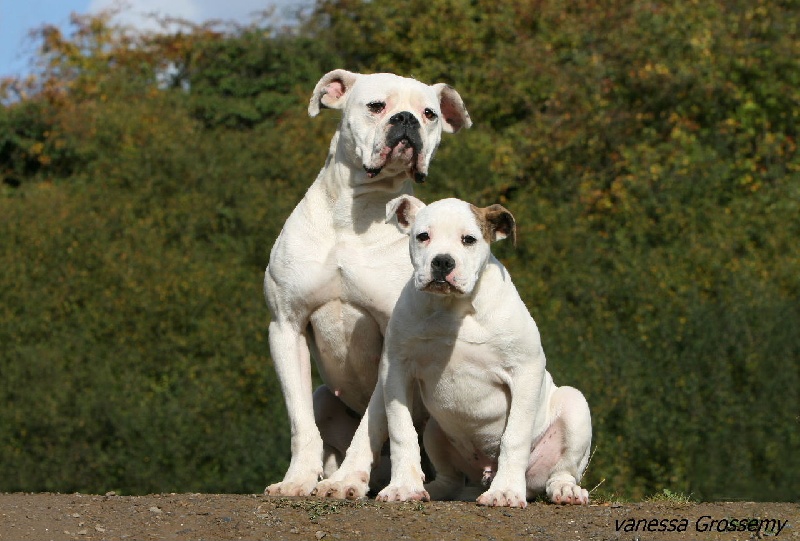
431,254,456,281
389,111,420,128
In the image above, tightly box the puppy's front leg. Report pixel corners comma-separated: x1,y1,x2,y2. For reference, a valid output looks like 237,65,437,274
376,350,429,502
477,361,544,508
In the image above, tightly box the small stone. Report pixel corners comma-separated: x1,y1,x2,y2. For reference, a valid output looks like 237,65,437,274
315,531,327,539
149,506,163,514
289,527,299,534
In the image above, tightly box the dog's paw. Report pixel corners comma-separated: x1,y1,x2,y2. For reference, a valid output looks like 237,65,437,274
476,488,527,508
376,484,430,503
312,472,370,500
264,476,319,497
548,481,589,505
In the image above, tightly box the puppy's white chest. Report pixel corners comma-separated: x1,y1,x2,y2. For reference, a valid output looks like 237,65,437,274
404,320,510,430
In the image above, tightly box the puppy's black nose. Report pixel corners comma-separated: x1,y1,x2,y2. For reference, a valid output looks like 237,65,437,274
431,254,456,281
389,111,420,128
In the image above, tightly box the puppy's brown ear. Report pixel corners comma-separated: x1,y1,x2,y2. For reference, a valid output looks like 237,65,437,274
309,69,360,117
475,204,516,246
386,195,426,233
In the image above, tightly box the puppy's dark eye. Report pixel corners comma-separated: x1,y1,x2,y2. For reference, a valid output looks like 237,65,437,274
423,108,437,121
462,235,477,246
367,101,386,114
416,232,430,242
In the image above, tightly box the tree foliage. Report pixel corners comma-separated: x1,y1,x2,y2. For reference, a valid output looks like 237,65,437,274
1,0,798,500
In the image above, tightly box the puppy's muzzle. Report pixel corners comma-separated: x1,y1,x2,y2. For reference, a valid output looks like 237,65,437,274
430,254,456,282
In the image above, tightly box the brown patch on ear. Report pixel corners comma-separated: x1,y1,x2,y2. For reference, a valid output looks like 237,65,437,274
394,198,415,229
470,204,516,246
470,205,494,244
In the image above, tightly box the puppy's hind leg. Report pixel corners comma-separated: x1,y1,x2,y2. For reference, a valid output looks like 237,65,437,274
527,386,592,505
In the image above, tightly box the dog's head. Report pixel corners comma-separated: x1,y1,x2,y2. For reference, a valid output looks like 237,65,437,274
386,196,515,296
309,70,471,184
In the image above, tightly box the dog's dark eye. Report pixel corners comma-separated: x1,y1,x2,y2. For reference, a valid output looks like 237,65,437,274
416,232,430,242
423,108,438,121
462,235,477,246
367,101,386,114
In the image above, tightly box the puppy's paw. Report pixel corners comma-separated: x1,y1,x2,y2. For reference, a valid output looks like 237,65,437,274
264,476,319,497
376,484,430,503
312,472,370,500
549,480,589,505
476,488,527,508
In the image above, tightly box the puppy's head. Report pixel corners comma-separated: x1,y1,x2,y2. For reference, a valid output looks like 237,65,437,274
309,70,471,184
386,196,515,296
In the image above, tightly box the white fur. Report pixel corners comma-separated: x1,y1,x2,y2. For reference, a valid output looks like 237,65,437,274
264,71,471,497
317,197,592,507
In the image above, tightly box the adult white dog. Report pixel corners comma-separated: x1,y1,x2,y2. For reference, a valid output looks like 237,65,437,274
316,196,592,507
264,71,471,496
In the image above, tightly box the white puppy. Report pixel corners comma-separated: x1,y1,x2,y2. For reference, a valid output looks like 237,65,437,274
317,196,592,507
264,71,471,496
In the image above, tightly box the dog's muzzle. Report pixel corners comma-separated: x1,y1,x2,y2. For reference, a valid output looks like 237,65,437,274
387,111,422,141
365,111,427,183
386,113,424,172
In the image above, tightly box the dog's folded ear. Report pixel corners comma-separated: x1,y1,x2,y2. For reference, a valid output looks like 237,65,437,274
386,195,426,233
478,204,516,246
432,83,472,134
309,69,361,117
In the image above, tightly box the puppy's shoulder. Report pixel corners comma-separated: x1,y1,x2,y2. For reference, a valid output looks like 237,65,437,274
476,256,537,321
479,255,519,296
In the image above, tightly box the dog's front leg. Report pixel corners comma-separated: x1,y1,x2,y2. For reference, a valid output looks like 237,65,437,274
264,319,324,496
476,362,544,508
313,383,389,499
375,350,429,502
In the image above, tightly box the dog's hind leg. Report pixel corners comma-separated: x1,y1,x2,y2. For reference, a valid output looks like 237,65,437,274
422,418,470,501
313,383,389,500
313,385,361,477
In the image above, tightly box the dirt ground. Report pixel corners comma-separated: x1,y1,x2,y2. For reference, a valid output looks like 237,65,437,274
1,493,797,541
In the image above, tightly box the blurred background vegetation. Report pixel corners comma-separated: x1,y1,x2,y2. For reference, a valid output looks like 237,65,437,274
1,0,797,501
